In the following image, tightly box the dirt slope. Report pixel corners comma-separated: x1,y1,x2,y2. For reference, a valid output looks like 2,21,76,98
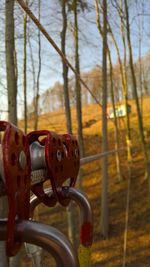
20,96,150,266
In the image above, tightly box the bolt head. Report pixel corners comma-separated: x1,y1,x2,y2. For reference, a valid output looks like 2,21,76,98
74,149,79,158
57,150,62,162
19,151,27,170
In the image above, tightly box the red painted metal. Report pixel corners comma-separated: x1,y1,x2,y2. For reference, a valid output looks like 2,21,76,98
0,121,31,256
80,222,93,247
28,131,80,206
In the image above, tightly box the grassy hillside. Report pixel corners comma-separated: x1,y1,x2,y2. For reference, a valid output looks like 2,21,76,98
21,96,150,266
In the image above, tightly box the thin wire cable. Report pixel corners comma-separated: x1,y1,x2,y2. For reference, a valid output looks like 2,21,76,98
16,0,102,108
80,147,126,165
17,0,128,144
122,161,132,267
16,0,128,145
16,0,128,166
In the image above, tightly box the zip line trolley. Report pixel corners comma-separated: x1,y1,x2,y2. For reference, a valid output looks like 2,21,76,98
0,121,93,267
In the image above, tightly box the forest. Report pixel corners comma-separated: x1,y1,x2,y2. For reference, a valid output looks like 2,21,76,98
0,0,150,266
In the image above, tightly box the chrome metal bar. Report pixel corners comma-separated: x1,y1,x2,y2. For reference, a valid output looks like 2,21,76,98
30,190,52,218
62,187,93,226
0,219,79,267
80,147,126,165
30,187,93,248
30,188,92,225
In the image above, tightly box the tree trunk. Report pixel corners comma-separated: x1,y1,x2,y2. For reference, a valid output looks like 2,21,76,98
108,50,122,182
124,0,150,181
137,3,143,116
5,0,17,125
95,0,122,182
34,0,41,130
120,0,132,162
3,1,17,266
23,0,28,133
74,0,84,158
104,11,132,162
28,27,36,113
60,0,77,248
100,0,109,238
97,0,132,162
61,0,72,134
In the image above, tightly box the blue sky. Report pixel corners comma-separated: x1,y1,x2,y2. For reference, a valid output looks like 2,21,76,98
31,0,150,89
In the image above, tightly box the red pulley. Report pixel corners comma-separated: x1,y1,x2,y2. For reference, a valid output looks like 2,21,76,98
0,121,31,256
28,130,80,206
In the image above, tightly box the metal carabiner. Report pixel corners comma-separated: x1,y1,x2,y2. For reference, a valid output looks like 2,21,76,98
0,219,79,267
30,187,93,266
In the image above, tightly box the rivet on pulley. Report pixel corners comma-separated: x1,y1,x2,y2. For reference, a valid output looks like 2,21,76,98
19,150,27,170
74,149,78,158
57,150,62,162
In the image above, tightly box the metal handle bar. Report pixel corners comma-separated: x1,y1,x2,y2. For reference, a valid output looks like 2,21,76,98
0,219,79,267
26,188,93,267
30,187,92,224
30,187,93,246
